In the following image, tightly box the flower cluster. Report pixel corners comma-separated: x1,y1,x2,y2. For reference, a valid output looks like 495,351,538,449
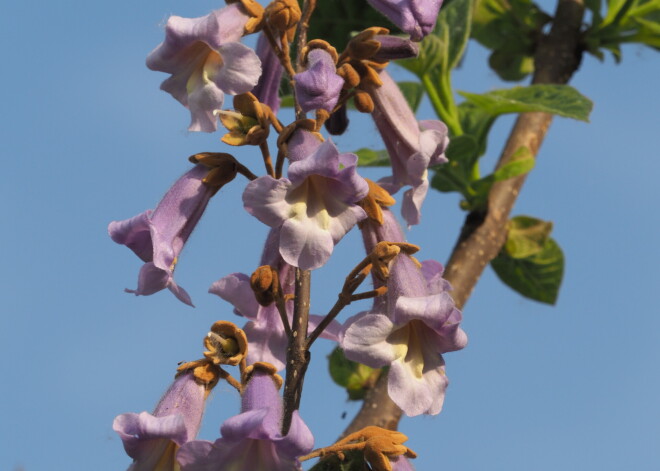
111,1,464,469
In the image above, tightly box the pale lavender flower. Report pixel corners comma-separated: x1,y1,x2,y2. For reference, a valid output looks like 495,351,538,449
294,49,344,113
368,71,449,225
243,140,368,270
177,368,314,470
109,165,214,306
146,4,262,132
367,0,443,41
252,33,284,113
114,371,207,471
342,208,467,416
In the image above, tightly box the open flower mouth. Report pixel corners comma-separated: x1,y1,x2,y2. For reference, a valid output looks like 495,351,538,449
286,175,344,231
388,320,427,380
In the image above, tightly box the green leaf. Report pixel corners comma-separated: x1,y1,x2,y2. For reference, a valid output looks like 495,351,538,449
431,135,479,195
458,85,593,122
328,347,379,400
491,216,564,304
355,148,390,167
397,81,425,112
488,50,535,81
442,0,475,70
505,215,553,258
457,101,497,156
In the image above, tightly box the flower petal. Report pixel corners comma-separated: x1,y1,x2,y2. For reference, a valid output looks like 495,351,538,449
209,272,259,320
341,313,398,367
214,42,262,94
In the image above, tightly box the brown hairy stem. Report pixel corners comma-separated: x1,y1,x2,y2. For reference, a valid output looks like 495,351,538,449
342,0,585,436
282,268,311,435
296,0,317,72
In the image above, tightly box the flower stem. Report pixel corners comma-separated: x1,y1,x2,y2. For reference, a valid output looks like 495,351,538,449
421,73,462,136
281,268,311,435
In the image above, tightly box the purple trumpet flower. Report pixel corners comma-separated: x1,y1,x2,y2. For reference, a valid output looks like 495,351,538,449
252,33,284,113
146,4,262,132
368,70,449,226
367,0,443,41
243,140,368,270
342,208,467,416
294,49,344,113
109,165,215,306
114,371,208,471
177,365,314,470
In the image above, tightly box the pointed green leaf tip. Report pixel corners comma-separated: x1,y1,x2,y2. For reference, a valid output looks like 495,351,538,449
459,85,594,122
328,347,379,400
491,215,565,304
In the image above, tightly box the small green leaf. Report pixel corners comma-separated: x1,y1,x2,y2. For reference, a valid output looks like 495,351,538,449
397,81,425,112
328,347,379,400
430,135,479,195
459,85,593,122
442,0,475,70
505,215,553,258
491,217,564,304
355,148,390,167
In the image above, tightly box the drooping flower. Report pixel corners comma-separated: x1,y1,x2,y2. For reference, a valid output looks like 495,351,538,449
146,4,262,132
366,70,449,225
294,48,344,113
114,363,219,471
342,207,467,416
109,163,233,306
252,33,284,113
177,363,314,470
243,140,369,270
367,0,443,41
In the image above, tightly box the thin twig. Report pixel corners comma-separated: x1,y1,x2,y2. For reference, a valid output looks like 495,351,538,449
259,141,275,177
281,268,311,435
306,266,370,349
275,149,286,179
235,161,258,181
274,294,293,337
295,0,317,72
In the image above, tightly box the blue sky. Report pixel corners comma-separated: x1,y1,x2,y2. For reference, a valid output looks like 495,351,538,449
1,1,659,470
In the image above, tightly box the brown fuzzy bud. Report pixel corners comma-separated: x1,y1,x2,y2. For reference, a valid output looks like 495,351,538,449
265,0,301,41
203,321,248,366
353,90,375,113
250,265,279,306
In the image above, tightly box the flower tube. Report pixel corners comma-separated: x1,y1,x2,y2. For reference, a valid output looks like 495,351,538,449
114,363,219,471
177,363,314,470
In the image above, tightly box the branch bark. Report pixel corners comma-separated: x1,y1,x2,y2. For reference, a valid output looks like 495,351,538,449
342,0,585,436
